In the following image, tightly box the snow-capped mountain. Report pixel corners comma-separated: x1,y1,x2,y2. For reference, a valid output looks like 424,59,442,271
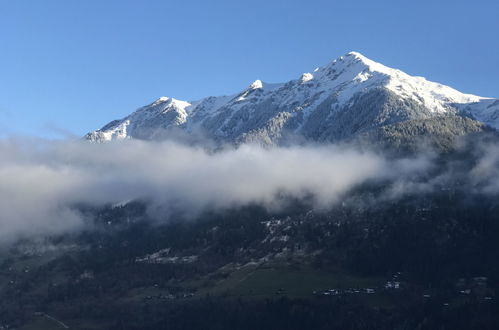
86,52,499,145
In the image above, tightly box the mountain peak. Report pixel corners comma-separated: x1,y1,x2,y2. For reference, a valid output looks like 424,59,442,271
332,51,372,65
338,51,391,73
345,51,367,60
249,80,263,90
317,51,385,79
151,96,170,106
148,97,191,109
86,52,498,143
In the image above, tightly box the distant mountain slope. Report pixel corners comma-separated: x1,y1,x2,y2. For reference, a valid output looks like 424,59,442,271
85,52,499,145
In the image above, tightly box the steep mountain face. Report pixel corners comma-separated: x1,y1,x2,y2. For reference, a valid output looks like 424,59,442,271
85,52,499,145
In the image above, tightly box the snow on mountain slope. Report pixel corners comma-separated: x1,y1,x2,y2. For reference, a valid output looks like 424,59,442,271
86,97,191,141
461,98,499,129
321,52,484,112
86,52,498,144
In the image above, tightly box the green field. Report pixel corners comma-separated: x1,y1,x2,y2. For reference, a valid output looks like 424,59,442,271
193,262,383,299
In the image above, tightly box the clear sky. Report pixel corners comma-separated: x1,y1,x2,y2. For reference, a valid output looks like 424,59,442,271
1,0,498,137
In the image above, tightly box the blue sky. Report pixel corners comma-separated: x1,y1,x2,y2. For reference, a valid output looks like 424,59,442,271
1,0,498,137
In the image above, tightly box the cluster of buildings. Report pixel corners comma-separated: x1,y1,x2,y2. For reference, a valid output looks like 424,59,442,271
143,292,195,302
314,287,378,296
314,273,403,297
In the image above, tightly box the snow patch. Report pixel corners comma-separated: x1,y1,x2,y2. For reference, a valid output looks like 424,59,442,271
300,73,314,83
249,79,263,89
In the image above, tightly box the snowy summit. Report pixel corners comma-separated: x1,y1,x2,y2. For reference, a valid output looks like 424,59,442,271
86,52,499,145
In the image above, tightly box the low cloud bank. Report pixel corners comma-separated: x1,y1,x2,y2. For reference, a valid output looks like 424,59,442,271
1,137,497,244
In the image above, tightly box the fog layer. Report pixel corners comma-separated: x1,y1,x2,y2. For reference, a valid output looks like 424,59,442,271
3,137,492,244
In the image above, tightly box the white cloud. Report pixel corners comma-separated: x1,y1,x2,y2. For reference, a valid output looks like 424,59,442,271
0,138,438,244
